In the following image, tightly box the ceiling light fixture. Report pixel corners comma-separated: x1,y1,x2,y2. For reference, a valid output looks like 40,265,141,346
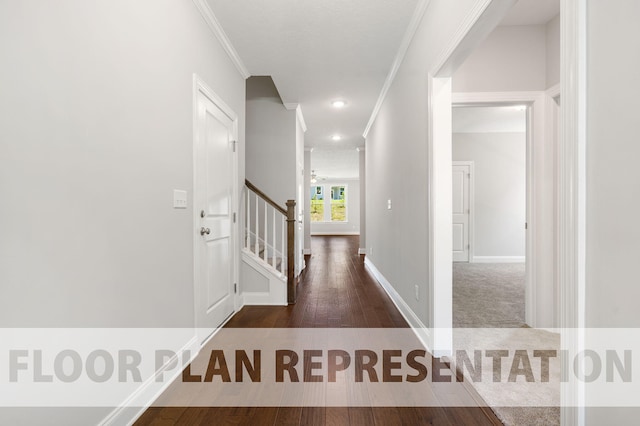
332,100,346,108
310,170,317,184
332,135,341,141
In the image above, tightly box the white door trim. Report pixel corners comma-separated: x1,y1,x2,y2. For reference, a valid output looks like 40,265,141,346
560,0,587,424
192,74,240,342
452,161,474,263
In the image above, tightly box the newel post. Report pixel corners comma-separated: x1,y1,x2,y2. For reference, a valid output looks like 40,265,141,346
286,199,297,304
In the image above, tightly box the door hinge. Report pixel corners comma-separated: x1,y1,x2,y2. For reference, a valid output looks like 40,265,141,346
233,212,237,223
234,283,237,294
231,140,237,152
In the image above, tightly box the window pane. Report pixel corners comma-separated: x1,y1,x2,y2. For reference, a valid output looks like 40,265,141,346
331,186,346,222
310,186,324,222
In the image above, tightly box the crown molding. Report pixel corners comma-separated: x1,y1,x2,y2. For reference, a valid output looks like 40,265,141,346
192,0,250,79
362,0,431,139
284,103,308,133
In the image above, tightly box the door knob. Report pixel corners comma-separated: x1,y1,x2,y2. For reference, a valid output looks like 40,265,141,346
200,227,210,236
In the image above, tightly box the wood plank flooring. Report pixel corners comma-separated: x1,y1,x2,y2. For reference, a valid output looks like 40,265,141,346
135,236,502,426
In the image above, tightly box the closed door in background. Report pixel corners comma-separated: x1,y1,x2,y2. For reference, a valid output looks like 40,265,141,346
453,163,471,262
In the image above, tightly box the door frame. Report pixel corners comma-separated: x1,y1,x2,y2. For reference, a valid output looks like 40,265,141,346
452,160,474,263
427,0,587,423
192,74,240,344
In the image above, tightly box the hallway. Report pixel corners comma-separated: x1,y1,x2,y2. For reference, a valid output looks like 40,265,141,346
136,236,502,426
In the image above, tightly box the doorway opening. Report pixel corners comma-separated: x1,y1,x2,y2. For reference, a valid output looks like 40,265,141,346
452,105,529,328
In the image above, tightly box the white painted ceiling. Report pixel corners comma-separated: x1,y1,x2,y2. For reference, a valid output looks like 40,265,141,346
311,149,360,180
500,0,560,26
207,0,420,149
453,106,527,134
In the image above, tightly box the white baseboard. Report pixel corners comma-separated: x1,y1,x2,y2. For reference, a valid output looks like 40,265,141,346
310,232,360,236
303,248,311,255
358,248,367,255
364,258,432,354
100,335,199,426
472,256,525,263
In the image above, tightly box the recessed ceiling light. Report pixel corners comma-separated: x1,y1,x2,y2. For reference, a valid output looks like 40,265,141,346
331,135,341,141
332,100,346,108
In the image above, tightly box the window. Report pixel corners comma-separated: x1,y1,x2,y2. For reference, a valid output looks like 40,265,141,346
310,184,347,222
310,186,324,222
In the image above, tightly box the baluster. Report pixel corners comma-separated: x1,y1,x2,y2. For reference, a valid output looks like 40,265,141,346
264,201,268,261
281,215,285,275
255,193,259,255
272,209,276,269
246,188,250,249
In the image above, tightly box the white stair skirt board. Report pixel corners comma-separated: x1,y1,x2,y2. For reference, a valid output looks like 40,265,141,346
472,256,525,263
364,257,432,354
241,249,287,306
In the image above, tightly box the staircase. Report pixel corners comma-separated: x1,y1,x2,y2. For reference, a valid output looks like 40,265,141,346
242,180,297,305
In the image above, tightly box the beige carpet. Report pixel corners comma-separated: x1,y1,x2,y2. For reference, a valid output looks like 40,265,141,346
453,262,560,426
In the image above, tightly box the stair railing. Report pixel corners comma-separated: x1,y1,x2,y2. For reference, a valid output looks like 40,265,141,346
245,179,297,303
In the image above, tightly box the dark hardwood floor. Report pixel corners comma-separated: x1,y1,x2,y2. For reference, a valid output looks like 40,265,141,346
136,236,502,426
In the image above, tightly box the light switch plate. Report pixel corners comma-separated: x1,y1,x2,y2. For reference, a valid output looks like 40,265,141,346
173,190,187,209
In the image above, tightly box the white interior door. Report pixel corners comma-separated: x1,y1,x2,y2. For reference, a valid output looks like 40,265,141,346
194,83,236,343
452,163,471,262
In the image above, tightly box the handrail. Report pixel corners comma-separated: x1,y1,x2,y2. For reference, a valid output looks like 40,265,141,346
245,179,287,216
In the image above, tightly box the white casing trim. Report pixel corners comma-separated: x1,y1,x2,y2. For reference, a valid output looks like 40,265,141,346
191,0,250,79
560,0,587,424
303,248,312,255
358,248,367,255
363,0,431,138
364,258,432,354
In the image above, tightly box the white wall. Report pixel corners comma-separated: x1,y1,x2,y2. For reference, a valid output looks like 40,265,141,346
245,76,297,206
545,14,560,89
310,179,360,235
453,132,526,258
453,24,547,93
304,149,312,253
365,0,486,327
585,0,640,329
584,1,640,423
358,148,367,252
0,0,246,423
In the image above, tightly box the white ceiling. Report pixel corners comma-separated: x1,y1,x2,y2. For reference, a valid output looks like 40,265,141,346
500,0,560,26
311,149,360,180
207,0,420,149
453,106,527,134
